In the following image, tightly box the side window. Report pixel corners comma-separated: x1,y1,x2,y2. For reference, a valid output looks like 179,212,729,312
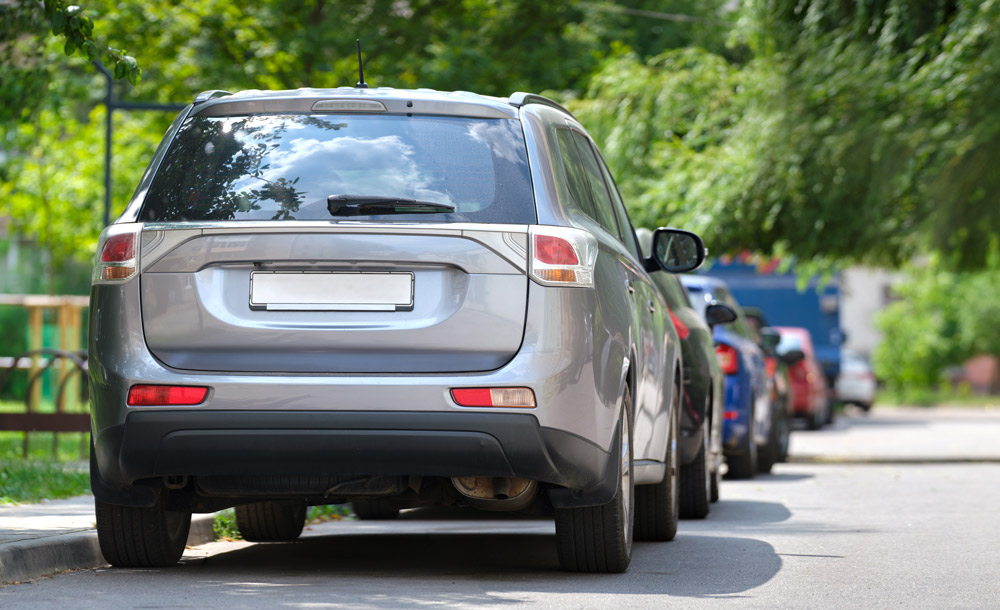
569,131,622,240
554,128,600,222
595,150,643,261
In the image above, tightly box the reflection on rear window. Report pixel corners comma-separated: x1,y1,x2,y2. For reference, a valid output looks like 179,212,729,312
140,114,535,223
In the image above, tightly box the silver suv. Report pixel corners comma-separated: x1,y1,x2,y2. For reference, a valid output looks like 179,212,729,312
89,87,706,573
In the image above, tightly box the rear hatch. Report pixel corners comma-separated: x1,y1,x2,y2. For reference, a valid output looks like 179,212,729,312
133,101,535,373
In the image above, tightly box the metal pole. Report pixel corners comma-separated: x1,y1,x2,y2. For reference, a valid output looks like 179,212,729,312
93,61,113,228
91,62,185,227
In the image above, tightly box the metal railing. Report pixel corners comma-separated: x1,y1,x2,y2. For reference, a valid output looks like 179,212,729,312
0,348,90,457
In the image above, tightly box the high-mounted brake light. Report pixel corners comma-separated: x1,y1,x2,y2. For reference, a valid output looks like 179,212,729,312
451,387,536,408
529,226,597,288
93,225,141,283
716,344,739,375
127,385,209,406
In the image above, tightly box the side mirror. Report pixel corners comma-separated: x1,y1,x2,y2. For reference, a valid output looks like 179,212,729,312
705,301,737,328
759,327,780,352
646,228,706,273
780,349,806,365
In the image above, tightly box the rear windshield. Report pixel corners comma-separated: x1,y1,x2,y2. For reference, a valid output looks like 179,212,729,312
139,113,536,223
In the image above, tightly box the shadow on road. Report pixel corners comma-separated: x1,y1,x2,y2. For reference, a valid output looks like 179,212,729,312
755,472,815,483
706,500,792,524
170,527,781,602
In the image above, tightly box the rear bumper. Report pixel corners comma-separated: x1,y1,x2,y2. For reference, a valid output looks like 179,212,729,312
92,410,618,510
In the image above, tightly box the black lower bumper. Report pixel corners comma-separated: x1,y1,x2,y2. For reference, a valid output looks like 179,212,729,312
92,410,617,510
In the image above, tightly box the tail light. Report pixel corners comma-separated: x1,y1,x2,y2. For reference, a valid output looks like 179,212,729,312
723,410,739,420
529,225,597,287
669,307,690,339
451,387,536,408
790,363,808,382
716,344,739,375
93,224,141,283
765,356,777,379
127,385,209,406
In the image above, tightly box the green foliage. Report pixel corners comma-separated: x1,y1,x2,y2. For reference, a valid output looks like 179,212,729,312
42,0,141,84
0,459,90,504
873,251,1000,396
212,508,242,540
308,503,354,522
574,1,1000,272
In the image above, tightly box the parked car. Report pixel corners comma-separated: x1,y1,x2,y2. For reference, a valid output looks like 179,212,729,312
835,349,876,411
680,275,780,478
743,308,792,463
774,326,832,429
88,86,708,573
636,229,733,518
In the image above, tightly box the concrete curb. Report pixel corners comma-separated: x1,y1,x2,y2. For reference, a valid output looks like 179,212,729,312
787,455,1000,464
0,513,217,585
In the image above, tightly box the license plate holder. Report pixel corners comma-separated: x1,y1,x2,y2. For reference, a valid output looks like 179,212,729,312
249,271,414,311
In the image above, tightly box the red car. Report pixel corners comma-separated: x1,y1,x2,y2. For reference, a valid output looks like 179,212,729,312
774,327,830,430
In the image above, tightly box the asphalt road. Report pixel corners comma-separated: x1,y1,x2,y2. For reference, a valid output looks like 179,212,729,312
3,406,999,609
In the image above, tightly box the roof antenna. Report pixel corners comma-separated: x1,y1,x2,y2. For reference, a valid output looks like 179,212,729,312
355,39,368,89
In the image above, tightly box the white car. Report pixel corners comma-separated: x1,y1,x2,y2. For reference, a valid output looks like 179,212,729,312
835,350,876,411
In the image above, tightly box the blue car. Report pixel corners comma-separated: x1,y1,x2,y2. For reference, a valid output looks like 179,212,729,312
680,275,776,478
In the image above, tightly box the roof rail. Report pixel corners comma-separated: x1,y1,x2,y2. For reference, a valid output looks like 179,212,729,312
507,92,575,118
193,90,234,105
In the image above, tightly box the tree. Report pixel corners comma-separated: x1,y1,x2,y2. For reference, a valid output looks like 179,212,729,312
573,1,1000,272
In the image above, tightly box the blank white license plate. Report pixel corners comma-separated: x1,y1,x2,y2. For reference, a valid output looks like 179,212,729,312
250,271,414,311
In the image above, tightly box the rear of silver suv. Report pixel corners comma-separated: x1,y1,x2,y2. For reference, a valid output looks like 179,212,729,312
90,88,694,573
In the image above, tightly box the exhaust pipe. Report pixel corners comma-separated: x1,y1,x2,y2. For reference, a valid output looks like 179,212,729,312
450,476,537,511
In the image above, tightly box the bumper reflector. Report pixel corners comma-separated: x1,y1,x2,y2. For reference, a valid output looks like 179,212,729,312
127,385,209,406
451,387,536,408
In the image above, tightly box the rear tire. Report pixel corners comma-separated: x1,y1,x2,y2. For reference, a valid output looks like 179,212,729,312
351,499,400,520
235,501,306,542
555,386,634,573
758,404,785,474
807,404,824,430
710,459,720,503
679,425,711,519
725,402,757,479
95,496,191,567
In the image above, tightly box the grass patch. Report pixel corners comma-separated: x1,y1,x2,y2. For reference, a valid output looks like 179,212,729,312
875,389,1000,408
0,459,90,504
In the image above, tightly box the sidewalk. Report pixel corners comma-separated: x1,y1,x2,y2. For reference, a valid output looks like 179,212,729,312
789,405,1000,463
0,495,216,584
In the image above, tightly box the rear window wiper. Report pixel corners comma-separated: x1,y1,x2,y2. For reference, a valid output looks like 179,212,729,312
327,195,456,216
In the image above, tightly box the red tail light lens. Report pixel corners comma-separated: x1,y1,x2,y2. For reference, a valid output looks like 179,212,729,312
451,387,536,408
127,385,209,406
669,307,690,339
534,235,579,265
765,356,777,379
716,344,739,375
100,233,135,262
723,410,739,420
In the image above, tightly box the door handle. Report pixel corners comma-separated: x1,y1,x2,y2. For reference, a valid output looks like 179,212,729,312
647,300,655,313
626,280,635,294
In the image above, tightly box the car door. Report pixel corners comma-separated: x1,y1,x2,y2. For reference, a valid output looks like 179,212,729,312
552,126,666,462
571,130,670,462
